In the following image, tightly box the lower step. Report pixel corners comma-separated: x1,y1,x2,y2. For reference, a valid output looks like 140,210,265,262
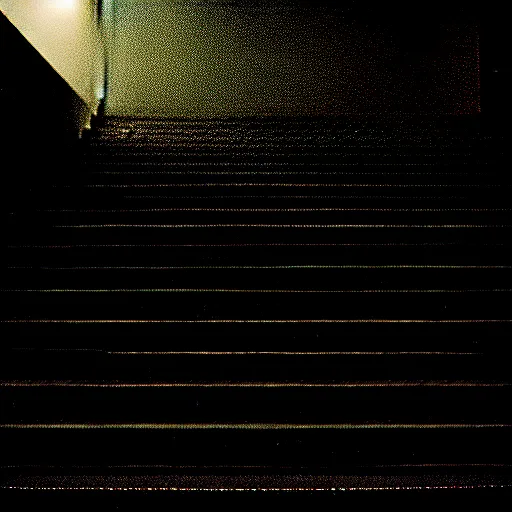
2,426,511,467
3,470,512,493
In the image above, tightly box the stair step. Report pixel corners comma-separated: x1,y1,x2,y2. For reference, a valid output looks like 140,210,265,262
2,115,510,492
0,349,505,381
3,426,511,468
5,243,511,267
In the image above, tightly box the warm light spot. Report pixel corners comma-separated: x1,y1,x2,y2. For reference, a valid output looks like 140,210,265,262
50,0,76,9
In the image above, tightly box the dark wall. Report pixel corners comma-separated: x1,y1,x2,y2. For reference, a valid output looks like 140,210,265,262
479,13,511,119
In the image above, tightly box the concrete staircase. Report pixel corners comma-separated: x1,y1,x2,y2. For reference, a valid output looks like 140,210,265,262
1,115,511,499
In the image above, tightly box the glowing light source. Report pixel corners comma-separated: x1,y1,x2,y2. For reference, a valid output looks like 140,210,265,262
50,0,76,9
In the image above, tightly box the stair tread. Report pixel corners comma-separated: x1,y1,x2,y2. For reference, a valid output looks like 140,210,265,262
2,115,510,490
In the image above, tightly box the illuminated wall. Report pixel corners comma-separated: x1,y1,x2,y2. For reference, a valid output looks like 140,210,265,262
105,1,480,117
0,0,104,111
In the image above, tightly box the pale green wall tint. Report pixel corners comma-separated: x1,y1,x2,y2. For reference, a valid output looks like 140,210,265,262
105,1,480,117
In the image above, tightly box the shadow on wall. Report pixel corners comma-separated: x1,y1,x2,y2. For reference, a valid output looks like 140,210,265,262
0,12,88,207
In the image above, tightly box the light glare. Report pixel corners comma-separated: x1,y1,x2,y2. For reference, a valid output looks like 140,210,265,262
50,0,76,9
